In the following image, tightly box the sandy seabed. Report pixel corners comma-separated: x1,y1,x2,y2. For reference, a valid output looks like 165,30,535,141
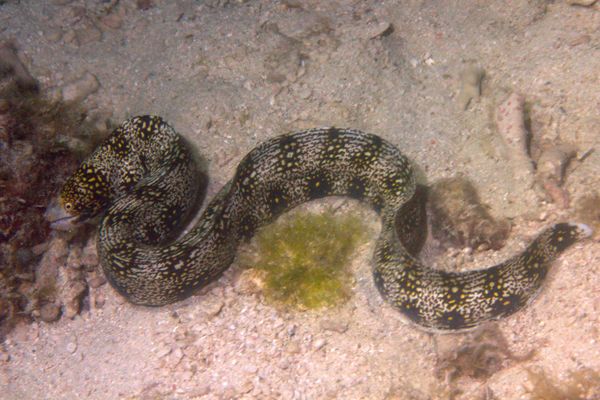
1,1,599,399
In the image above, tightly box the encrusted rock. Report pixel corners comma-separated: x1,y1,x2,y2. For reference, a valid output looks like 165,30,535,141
428,177,511,251
62,279,88,319
39,303,61,322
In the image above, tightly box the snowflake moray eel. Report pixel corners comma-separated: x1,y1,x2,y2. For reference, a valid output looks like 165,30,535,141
48,115,592,331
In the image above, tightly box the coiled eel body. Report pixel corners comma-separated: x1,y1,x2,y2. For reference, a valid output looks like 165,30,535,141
50,115,591,330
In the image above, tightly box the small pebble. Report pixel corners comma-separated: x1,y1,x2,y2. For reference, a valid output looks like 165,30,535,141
188,385,211,397
201,296,224,318
166,348,184,368
286,341,301,354
75,23,102,45
221,387,237,399
31,242,50,256
319,318,349,333
287,324,297,337
155,345,172,358
297,85,312,100
136,0,154,10
66,341,77,354
183,345,199,358
100,13,123,30
239,381,254,394
45,28,63,43
313,338,327,350
62,29,78,46
366,21,394,39
92,292,106,309
61,72,100,103
569,34,591,47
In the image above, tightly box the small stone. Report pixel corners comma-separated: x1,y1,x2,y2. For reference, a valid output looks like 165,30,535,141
31,242,49,256
39,303,61,322
75,23,102,45
100,13,123,30
239,381,254,394
156,345,172,359
183,345,199,358
61,72,100,103
62,29,78,46
365,21,394,39
136,0,154,10
243,364,258,374
188,385,211,397
286,341,301,354
313,338,327,350
201,296,224,318
88,273,107,288
319,318,349,333
221,387,237,400
287,324,297,337
66,341,77,354
91,291,104,308
46,28,63,43
297,85,312,100
0,351,10,362
569,34,591,47
166,347,184,368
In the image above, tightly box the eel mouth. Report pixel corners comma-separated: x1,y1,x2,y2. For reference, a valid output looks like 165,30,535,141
45,200,79,231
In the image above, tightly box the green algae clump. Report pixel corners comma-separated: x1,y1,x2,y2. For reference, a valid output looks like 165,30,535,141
244,210,367,310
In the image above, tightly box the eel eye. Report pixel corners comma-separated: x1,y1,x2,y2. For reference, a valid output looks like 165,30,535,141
64,202,73,211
